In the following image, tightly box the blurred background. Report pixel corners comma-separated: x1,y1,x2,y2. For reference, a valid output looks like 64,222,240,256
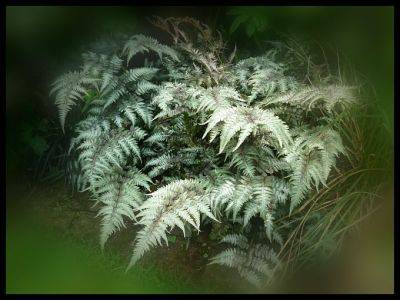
6,6,394,293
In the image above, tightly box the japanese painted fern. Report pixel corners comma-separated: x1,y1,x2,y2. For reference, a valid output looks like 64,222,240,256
52,17,356,287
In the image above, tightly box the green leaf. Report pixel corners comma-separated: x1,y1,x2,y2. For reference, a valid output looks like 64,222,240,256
230,15,248,34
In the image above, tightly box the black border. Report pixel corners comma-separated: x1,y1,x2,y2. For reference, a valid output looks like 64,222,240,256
3,1,398,297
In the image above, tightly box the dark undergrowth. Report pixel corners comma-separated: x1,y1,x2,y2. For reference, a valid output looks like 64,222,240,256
6,173,393,293
6,176,254,294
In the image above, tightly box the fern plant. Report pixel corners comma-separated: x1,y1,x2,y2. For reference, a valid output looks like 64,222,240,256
209,234,280,287
52,17,358,287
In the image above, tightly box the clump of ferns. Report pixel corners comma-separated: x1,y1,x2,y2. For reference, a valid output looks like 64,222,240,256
50,16,389,288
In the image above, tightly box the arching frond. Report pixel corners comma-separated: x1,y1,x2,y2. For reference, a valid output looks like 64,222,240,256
51,71,98,132
123,34,179,63
127,179,217,269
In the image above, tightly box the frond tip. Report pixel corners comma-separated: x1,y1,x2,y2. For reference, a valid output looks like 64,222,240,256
51,71,97,132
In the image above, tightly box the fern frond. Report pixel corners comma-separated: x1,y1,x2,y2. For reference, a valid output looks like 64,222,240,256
51,71,98,131
94,167,151,248
210,235,279,287
284,126,345,213
203,106,291,153
267,85,355,112
123,34,179,63
127,179,216,269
